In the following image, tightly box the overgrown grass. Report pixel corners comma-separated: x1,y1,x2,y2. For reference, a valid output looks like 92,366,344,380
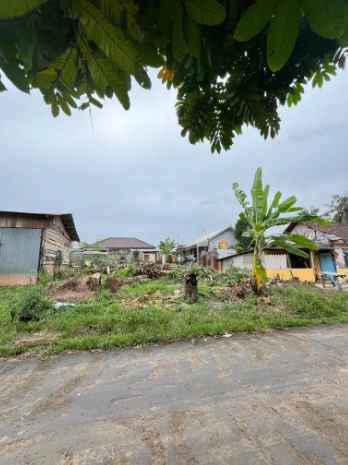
0,283,347,357
117,278,178,298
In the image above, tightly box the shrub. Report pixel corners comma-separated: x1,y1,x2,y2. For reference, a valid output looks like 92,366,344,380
10,287,54,322
218,267,250,285
38,272,51,287
166,265,186,281
114,265,137,278
190,265,217,281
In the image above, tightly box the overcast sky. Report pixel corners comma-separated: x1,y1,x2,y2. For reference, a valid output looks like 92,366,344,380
1,69,347,245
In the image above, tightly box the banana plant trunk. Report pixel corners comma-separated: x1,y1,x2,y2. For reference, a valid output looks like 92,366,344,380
252,246,267,295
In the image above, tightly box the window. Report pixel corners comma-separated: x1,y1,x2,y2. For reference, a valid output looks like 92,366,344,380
289,253,311,269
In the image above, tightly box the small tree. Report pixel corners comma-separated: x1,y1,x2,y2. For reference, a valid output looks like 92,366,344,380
233,168,318,294
234,213,252,252
159,238,176,262
326,194,348,224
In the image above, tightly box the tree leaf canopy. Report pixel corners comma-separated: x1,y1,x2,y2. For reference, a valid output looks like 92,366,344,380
0,0,346,152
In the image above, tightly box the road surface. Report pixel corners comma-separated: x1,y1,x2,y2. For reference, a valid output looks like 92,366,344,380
1,325,348,464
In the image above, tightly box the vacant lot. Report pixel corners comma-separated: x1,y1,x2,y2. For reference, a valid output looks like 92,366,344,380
1,275,348,357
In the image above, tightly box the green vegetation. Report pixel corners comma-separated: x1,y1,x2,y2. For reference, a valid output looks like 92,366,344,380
1,278,348,357
0,1,346,151
233,167,319,293
234,213,252,252
326,194,348,224
10,286,54,322
159,238,176,259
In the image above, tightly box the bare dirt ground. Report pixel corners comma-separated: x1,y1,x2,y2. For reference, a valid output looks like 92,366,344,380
1,325,348,465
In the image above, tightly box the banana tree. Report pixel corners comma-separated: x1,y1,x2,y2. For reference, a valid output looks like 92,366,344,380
233,168,319,294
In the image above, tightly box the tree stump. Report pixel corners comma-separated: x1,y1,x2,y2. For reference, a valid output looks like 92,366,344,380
87,273,102,291
184,273,198,304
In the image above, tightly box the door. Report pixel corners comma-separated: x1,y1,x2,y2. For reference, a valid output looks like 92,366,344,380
0,228,42,285
319,252,336,273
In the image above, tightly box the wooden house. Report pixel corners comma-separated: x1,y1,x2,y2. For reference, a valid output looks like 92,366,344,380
0,211,79,285
219,222,348,284
176,226,236,270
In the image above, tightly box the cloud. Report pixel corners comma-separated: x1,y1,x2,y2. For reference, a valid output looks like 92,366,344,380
0,70,347,245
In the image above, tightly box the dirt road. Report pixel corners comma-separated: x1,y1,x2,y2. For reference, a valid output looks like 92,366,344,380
1,325,348,464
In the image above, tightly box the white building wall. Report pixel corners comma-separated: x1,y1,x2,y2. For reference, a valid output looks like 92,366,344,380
208,228,236,252
335,247,347,268
221,251,287,271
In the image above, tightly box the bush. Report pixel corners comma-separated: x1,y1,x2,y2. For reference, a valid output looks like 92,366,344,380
191,265,218,281
114,265,137,278
218,267,250,285
166,265,186,281
10,287,54,322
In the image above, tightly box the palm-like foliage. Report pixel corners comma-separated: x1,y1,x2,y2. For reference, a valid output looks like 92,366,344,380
233,168,319,293
159,238,176,258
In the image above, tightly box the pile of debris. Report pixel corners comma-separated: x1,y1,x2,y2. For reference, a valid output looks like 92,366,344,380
48,273,102,302
212,279,254,302
134,263,162,279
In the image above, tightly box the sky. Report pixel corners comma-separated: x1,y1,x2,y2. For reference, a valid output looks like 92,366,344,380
1,69,347,245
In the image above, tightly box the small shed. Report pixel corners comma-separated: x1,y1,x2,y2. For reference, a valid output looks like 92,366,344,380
0,211,79,285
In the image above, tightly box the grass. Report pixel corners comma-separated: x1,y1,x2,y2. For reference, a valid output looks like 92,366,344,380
0,281,348,357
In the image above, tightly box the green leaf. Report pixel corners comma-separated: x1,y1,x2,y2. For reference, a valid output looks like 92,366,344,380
233,182,250,211
32,68,57,89
0,77,7,92
58,96,72,116
126,3,142,42
234,0,279,41
267,0,301,72
89,96,103,108
134,68,151,90
278,195,297,212
286,234,317,250
55,48,78,88
268,191,282,216
251,167,265,222
302,0,347,39
339,26,348,46
185,15,201,58
271,237,309,258
80,101,90,110
184,0,226,26
0,0,47,19
138,44,164,68
173,0,188,61
0,62,29,93
79,38,131,109
76,0,139,75
51,101,59,117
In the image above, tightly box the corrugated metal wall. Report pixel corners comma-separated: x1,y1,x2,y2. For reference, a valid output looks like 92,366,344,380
0,228,42,285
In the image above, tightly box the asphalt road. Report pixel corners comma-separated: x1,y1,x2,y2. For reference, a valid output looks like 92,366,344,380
1,325,348,465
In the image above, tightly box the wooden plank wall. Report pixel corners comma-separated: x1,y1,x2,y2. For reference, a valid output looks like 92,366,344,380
0,215,48,229
40,217,72,273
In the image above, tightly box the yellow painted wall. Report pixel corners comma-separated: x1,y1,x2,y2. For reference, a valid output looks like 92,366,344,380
266,268,316,282
337,268,348,279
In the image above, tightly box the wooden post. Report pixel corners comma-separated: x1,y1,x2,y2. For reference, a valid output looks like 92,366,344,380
184,272,198,304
